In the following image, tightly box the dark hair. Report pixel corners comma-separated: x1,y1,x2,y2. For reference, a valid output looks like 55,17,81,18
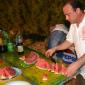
65,0,84,11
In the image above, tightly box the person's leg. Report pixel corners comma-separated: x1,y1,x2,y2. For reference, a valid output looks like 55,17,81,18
48,30,66,48
47,30,66,61
76,74,85,85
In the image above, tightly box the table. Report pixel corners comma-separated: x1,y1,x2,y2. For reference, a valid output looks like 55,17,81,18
0,47,69,85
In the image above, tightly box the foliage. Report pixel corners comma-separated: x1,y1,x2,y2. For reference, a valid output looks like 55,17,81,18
0,0,85,37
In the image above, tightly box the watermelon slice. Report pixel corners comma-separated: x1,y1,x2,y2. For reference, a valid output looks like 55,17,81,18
20,51,39,64
60,64,67,75
50,63,55,72
36,58,50,70
4,66,16,78
0,66,16,80
35,57,67,76
42,73,48,80
0,69,6,79
54,63,59,74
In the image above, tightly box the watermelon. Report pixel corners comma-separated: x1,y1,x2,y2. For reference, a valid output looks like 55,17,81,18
60,64,67,75
36,58,50,70
35,57,67,76
0,66,16,79
20,51,39,64
54,63,59,74
42,73,48,80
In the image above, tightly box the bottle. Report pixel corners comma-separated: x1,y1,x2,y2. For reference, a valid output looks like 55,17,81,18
2,30,9,52
2,30,9,40
15,31,24,55
0,29,8,53
7,39,14,52
0,37,3,52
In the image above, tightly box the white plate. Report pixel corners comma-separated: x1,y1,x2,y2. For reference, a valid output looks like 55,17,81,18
4,81,31,85
13,67,22,76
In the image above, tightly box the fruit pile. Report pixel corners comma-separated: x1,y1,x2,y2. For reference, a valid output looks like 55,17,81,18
36,58,67,75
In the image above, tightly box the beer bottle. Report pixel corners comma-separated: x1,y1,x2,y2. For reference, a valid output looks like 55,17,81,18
15,31,24,55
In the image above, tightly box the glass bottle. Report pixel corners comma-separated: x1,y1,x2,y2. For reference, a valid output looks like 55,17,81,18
7,39,14,52
15,31,24,55
0,29,7,53
2,30,9,52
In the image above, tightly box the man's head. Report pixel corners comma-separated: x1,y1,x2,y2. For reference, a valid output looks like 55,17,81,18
63,0,84,24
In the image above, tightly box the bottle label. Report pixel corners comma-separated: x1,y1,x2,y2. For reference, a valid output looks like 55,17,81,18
17,45,24,52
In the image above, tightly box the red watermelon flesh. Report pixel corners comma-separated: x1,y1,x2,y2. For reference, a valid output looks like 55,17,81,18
60,64,67,75
54,63,59,74
0,69,7,79
4,67,16,78
20,51,39,64
35,58,67,76
0,66,16,79
36,58,50,70
50,63,55,72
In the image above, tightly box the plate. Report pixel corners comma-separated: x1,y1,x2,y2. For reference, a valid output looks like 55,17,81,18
4,81,31,85
13,67,22,77
0,67,22,80
63,52,77,64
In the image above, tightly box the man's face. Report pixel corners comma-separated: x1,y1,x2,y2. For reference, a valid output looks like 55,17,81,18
63,4,78,24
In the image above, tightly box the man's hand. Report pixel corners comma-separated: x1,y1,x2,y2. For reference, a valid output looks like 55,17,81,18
45,47,57,57
65,61,80,77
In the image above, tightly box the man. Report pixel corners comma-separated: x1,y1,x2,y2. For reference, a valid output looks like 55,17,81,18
45,0,85,85
47,24,68,61
47,24,76,63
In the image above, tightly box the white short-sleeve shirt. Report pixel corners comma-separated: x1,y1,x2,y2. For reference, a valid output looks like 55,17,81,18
66,16,85,78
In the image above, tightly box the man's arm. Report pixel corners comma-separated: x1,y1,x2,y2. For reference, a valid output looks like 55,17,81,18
65,54,85,77
54,40,73,51
45,40,73,57
77,54,85,67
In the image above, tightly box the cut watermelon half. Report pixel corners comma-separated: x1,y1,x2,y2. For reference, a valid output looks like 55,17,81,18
0,67,21,80
20,51,39,64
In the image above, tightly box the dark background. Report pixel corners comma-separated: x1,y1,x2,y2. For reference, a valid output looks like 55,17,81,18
0,0,85,38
